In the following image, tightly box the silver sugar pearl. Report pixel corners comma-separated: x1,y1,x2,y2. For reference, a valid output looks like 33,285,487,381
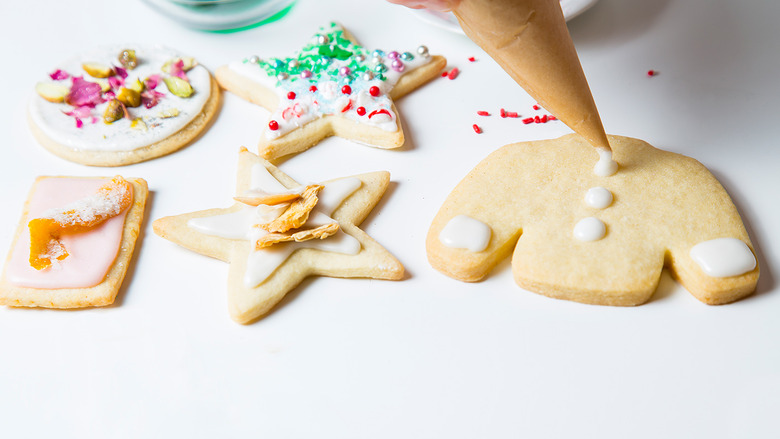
317,34,330,45
416,45,429,57
276,72,289,81
362,71,375,81
248,55,260,64
354,54,366,63
288,59,299,68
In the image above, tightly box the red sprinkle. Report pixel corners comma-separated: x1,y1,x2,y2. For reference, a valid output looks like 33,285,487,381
268,120,279,130
534,115,541,123
522,117,534,124
500,108,507,118
506,111,519,118
647,69,657,77
468,57,476,62
472,124,482,134
356,106,366,116
309,85,318,93
441,72,448,77
477,111,490,116
369,86,380,97
287,91,296,100
447,68,459,80
341,85,352,94
368,108,392,119
341,101,353,112
532,104,540,110
548,115,557,120
540,115,548,123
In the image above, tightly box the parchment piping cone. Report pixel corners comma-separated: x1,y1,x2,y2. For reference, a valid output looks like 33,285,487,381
453,0,610,150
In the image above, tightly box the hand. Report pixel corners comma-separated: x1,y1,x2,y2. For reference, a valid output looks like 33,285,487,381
386,0,460,12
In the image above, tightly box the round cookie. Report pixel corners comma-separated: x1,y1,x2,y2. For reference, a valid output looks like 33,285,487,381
29,45,220,166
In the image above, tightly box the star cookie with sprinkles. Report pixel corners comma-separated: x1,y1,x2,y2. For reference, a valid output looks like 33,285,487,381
216,22,446,161
153,147,404,323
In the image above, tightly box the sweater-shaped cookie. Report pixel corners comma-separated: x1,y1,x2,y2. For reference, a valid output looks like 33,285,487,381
426,134,758,306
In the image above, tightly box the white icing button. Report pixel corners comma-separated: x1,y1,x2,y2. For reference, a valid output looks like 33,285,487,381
585,187,613,209
573,217,606,241
690,238,756,277
594,147,618,177
439,215,492,252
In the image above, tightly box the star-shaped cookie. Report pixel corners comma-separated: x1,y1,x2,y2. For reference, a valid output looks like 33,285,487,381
153,148,404,323
215,22,446,161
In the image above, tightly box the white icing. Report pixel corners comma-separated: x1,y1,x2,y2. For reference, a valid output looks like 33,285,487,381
187,164,363,288
29,45,211,152
594,147,618,177
439,215,492,252
690,238,756,277
227,24,432,139
573,217,606,241
585,187,613,209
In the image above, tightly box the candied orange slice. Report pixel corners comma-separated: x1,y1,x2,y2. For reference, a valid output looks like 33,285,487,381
28,176,133,270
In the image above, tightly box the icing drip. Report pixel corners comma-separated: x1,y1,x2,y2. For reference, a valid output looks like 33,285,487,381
439,215,492,252
690,238,756,277
585,187,613,209
594,147,618,177
573,217,606,241
187,164,363,288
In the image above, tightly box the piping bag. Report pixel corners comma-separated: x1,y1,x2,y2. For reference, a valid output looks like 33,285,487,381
451,0,611,152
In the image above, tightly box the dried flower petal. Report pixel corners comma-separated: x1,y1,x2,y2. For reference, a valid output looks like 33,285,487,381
49,69,70,81
115,66,128,79
108,76,124,90
145,74,161,90
66,77,104,107
141,89,165,109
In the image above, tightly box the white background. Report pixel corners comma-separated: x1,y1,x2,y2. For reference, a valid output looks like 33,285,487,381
1,0,778,437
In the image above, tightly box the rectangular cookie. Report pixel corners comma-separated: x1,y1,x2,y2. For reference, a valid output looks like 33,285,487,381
0,176,148,308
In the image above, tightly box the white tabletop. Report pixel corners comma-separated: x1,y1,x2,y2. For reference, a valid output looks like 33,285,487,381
1,0,778,437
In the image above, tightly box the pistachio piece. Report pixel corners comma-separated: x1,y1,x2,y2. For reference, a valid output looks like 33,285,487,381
161,57,197,74
116,87,142,108
118,49,138,70
94,78,111,92
82,62,114,78
35,82,70,103
158,108,179,118
130,117,147,131
125,78,144,93
103,99,126,124
163,76,193,98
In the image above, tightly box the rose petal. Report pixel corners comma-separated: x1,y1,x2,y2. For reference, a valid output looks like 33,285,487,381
145,74,161,90
66,77,104,107
49,69,70,81
115,66,128,79
108,76,124,90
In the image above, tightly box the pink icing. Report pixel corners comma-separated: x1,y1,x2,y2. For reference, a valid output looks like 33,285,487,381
6,178,130,289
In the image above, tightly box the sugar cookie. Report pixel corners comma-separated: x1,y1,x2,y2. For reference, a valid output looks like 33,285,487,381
216,22,446,161
153,148,404,323
0,176,148,308
29,45,220,166
426,134,759,306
